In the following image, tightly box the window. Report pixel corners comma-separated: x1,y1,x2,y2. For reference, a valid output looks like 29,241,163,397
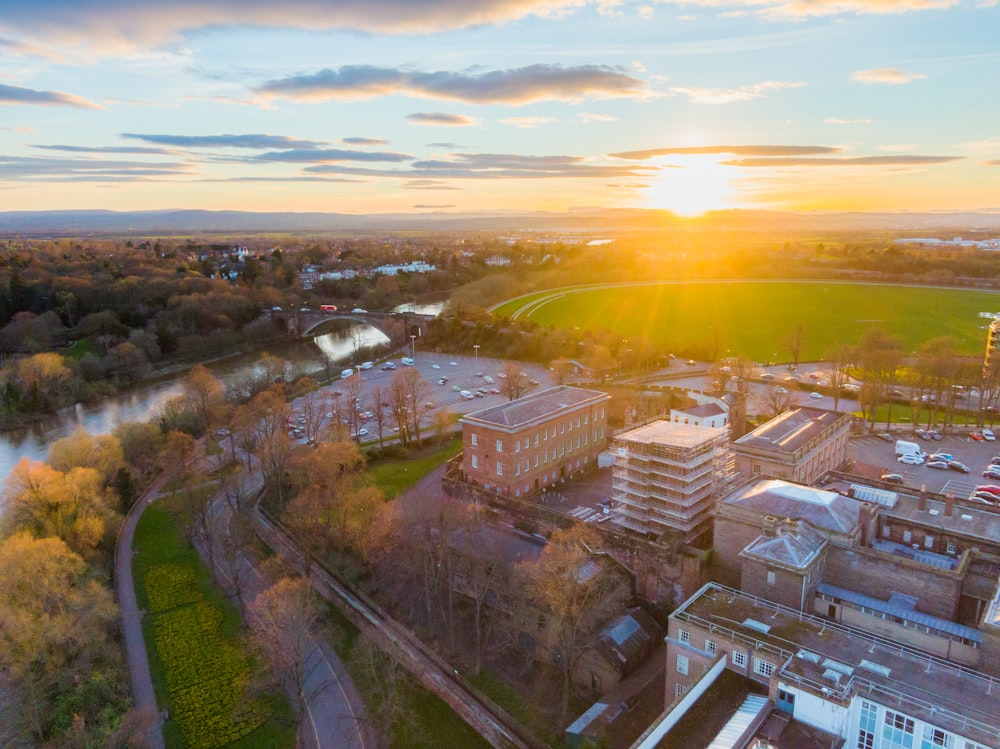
534,455,539,468
903,530,912,544
705,639,717,656
515,463,520,476
674,683,686,699
882,710,915,749
731,650,746,668
857,700,878,749
584,414,589,425
523,437,529,449
946,539,957,555
921,727,952,748
496,439,503,452
471,433,478,446
678,629,690,644
534,433,539,446
753,658,775,678
496,462,503,476
676,654,689,675
515,441,520,453
471,455,478,469
767,570,776,585
924,535,934,549
537,613,546,631
753,465,761,474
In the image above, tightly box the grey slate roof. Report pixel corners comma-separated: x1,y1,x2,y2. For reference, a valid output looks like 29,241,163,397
741,520,827,568
724,479,863,535
461,385,608,429
734,406,843,454
675,402,726,418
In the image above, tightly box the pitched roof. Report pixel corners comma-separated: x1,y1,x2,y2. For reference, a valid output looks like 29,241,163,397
734,406,845,454
461,385,608,430
741,520,827,568
724,479,863,534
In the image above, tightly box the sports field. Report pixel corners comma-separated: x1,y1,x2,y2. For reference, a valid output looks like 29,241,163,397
491,281,1000,361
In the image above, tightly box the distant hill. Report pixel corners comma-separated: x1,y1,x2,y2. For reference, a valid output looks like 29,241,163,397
1,208,1000,236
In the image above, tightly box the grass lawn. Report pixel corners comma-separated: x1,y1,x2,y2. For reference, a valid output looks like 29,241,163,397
367,436,462,499
469,670,562,747
133,499,295,749
491,281,1000,361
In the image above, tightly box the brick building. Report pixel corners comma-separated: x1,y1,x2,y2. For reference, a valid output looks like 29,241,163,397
459,385,610,497
732,406,851,485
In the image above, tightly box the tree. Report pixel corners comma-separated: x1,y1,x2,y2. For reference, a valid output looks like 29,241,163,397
248,576,320,717
500,360,530,401
761,384,795,420
0,532,118,741
368,383,391,447
47,427,124,485
857,328,904,431
113,420,164,478
786,324,805,369
183,364,227,434
2,459,119,559
515,525,627,724
550,358,574,386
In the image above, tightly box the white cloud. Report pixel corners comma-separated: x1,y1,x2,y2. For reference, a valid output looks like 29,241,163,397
577,112,618,123
500,116,557,128
851,67,927,84
670,79,805,104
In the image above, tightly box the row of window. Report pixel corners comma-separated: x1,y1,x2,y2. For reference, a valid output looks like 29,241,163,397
469,432,601,476
469,409,606,452
857,700,975,749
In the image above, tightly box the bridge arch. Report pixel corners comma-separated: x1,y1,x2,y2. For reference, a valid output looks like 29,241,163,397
265,310,433,344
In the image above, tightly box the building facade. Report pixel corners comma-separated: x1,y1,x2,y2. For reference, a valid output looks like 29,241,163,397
732,406,851,485
460,385,610,497
611,420,733,542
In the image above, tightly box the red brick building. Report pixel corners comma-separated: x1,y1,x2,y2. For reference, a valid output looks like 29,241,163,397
460,385,610,497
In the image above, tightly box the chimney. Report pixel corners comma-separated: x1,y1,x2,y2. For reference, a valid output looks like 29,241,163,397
762,516,779,537
780,518,799,536
918,485,928,512
858,502,877,547
944,492,954,517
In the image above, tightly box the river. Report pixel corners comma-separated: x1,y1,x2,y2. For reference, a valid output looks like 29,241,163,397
0,302,444,503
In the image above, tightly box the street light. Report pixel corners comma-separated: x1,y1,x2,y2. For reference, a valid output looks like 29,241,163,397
473,344,480,368
410,334,416,360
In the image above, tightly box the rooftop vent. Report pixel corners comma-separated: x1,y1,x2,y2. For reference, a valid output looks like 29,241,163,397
743,619,772,634
859,660,892,677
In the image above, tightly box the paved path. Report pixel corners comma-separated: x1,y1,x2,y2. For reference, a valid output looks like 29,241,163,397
114,474,169,749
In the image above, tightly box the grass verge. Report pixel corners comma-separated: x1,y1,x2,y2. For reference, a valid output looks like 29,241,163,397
133,498,295,748
367,436,462,499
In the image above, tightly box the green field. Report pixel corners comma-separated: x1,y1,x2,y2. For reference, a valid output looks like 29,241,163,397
492,281,1000,361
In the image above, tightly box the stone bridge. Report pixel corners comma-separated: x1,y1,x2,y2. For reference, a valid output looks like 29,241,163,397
264,309,435,344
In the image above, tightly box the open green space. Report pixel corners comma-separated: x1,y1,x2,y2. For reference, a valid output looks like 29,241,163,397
367,436,462,499
133,499,294,749
492,282,1000,361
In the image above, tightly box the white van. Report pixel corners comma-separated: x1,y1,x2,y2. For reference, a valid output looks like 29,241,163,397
400,357,414,366
895,439,923,458
340,369,353,379
459,390,474,400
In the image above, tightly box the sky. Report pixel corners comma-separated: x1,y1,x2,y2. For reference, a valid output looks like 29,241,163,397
0,0,998,217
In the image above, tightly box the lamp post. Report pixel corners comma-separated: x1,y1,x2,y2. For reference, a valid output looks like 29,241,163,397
410,334,416,360
473,344,480,369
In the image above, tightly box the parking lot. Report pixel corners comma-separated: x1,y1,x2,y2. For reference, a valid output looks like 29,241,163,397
848,430,1000,498
287,352,555,443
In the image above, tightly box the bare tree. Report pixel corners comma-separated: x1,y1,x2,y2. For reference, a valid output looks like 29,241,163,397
248,576,320,717
343,372,365,441
369,383,391,447
786,324,805,370
500,360,530,401
761,385,794,420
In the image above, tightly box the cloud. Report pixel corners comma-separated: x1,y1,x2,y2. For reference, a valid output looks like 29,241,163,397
427,142,464,149
610,144,840,160
255,64,647,105
306,151,655,179
203,175,363,183
669,80,805,104
0,1,596,55
878,143,916,152
252,148,412,163
637,5,656,18
342,137,389,145
500,116,556,128
405,179,460,190
852,67,927,84
121,133,326,149
987,160,1000,166
722,155,961,166
408,112,477,127
0,82,101,109
413,204,456,208
824,117,871,125
577,112,618,123
0,154,188,180
32,144,174,155
653,0,963,21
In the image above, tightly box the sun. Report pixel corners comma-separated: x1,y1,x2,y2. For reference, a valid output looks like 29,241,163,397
641,155,737,217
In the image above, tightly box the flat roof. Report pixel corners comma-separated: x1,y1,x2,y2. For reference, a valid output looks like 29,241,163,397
674,402,727,419
615,419,725,448
460,385,608,430
722,479,862,535
674,583,1000,746
734,406,846,454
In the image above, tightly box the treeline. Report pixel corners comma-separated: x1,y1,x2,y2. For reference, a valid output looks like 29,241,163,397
0,421,168,747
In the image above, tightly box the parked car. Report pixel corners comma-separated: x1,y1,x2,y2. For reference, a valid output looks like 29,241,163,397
991,456,1000,466
685,359,696,366
878,433,894,442
916,429,932,440
774,386,788,394
948,461,971,473
926,461,949,470
340,368,353,379
970,494,999,505
381,362,396,370
809,392,824,399
982,469,1000,481
970,431,985,441
975,485,1000,496
984,429,996,442
928,430,943,440
897,453,925,466
881,473,905,484
929,453,954,463
360,361,373,370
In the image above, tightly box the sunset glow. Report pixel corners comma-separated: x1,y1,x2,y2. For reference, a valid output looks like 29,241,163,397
0,0,996,214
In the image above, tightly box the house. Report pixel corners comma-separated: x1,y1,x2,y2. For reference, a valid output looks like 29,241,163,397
459,385,610,498
574,607,663,693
